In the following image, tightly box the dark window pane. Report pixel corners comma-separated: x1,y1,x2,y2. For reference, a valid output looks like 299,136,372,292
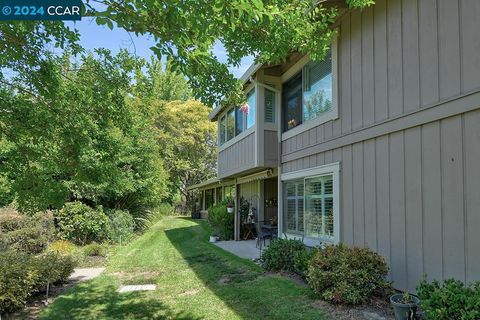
205,189,215,210
282,72,302,131
226,108,235,141
219,116,226,145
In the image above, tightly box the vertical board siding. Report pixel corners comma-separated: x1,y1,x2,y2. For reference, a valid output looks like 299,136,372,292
402,0,420,113
440,116,465,281
387,0,404,117
352,142,365,246
283,110,478,291
418,0,439,106
264,130,278,165
374,0,389,122
363,139,377,251
351,11,364,130
341,145,354,245
218,132,255,178
340,12,353,134
389,131,407,288
463,110,480,283
282,0,478,159
278,0,480,291
437,0,461,100
361,6,375,126
421,121,443,282
404,127,423,292
460,0,480,92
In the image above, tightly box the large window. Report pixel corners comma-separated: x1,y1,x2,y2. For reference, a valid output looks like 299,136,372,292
218,88,256,146
282,163,339,243
282,52,333,132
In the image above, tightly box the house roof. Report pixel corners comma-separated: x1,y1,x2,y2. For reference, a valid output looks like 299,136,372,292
187,178,222,191
208,61,262,121
208,0,350,122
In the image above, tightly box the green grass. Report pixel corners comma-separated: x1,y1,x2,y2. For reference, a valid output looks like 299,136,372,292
39,217,328,320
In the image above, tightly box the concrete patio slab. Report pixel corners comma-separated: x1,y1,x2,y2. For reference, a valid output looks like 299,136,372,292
213,240,268,260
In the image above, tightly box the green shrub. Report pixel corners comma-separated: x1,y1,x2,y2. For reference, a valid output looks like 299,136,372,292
207,202,234,240
83,242,108,257
34,252,76,289
106,209,134,244
55,202,109,245
47,240,77,255
417,278,480,320
307,243,390,304
261,238,307,274
0,211,55,254
0,209,26,232
293,248,316,278
0,249,40,313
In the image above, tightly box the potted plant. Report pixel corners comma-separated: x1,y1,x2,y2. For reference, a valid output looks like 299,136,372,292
390,292,420,320
226,202,234,213
209,233,218,243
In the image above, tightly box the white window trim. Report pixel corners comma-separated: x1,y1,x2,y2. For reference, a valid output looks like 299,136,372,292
280,37,339,141
280,162,341,245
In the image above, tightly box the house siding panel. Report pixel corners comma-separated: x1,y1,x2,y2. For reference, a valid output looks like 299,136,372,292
282,110,480,291
218,131,256,178
282,0,479,159
275,0,480,291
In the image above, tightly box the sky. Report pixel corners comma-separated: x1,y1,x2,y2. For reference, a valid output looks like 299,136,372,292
66,17,254,79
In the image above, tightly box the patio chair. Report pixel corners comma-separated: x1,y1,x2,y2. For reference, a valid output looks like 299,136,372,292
255,221,273,249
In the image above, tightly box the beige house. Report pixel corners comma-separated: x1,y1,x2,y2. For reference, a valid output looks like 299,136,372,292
189,0,480,292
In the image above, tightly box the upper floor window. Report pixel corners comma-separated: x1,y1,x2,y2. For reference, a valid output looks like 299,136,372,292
282,51,333,132
219,88,256,146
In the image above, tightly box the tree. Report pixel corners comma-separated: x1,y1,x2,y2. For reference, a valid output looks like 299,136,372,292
134,58,191,102
0,50,168,214
152,100,217,208
1,1,374,107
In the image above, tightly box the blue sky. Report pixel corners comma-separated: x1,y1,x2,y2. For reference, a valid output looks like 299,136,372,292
66,17,254,78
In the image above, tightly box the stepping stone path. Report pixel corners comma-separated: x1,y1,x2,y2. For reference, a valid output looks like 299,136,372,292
69,268,105,282
118,284,156,293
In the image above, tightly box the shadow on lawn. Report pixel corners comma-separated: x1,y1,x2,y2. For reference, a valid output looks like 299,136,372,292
164,219,326,320
38,280,203,320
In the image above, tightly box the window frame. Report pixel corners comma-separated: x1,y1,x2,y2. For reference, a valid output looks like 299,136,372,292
217,85,257,149
280,38,338,141
280,162,340,246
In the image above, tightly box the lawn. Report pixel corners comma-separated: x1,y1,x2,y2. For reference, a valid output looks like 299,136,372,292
39,217,328,320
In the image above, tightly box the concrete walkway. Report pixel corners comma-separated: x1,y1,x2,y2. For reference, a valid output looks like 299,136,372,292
213,240,268,260
69,268,105,282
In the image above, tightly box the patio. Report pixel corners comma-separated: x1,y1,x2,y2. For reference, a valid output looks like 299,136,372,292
213,240,270,260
